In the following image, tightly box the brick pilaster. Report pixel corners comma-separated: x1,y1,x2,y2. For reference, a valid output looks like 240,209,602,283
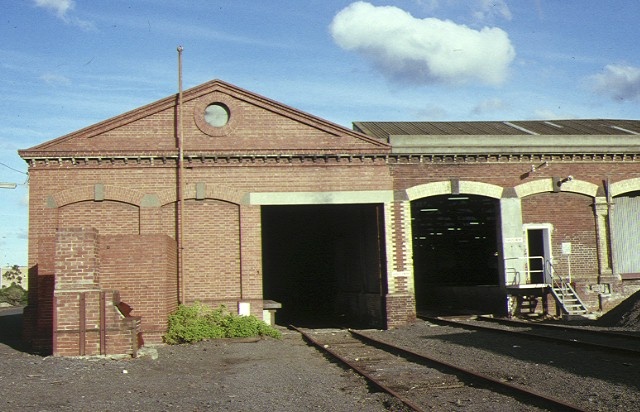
383,201,416,327
239,205,264,317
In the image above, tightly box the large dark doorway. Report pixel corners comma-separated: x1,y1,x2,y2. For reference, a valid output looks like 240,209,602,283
411,194,502,313
262,204,386,328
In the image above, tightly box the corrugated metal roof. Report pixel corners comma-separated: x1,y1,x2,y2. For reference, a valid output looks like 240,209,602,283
354,119,640,140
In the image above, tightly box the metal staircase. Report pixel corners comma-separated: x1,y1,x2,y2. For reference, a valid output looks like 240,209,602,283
546,261,589,317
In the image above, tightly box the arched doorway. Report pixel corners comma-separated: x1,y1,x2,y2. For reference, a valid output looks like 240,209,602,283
411,194,502,313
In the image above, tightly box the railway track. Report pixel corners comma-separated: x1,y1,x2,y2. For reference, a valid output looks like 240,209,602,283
292,326,587,411
418,314,640,357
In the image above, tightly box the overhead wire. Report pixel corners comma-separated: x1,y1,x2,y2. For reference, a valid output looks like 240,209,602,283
0,162,27,175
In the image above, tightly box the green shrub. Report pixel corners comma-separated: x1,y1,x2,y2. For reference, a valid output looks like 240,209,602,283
164,302,281,344
0,284,28,306
226,314,282,339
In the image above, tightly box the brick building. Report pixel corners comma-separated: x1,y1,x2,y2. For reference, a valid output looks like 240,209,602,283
19,80,640,356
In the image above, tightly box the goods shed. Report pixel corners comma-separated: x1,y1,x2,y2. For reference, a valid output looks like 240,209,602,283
19,80,640,356
355,119,640,317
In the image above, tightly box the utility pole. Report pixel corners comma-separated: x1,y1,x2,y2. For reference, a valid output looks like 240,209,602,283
176,46,185,304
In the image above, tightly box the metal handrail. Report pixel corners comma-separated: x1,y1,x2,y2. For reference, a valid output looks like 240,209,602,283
505,256,587,314
504,256,546,285
545,260,588,313
546,260,569,294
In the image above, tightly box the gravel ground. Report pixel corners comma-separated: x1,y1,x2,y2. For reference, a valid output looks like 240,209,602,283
597,289,640,328
2,301,639,411
0,307,404,412
366,320,640,411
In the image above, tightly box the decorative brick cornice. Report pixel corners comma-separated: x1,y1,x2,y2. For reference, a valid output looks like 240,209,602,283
23,151,640,169
387,152,640,164
23,153,391,168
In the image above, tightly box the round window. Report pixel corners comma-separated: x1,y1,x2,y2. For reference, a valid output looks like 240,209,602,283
204,103,230,127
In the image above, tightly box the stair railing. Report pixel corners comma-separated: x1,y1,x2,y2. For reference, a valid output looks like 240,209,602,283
545,259,588,314
546,259,568,295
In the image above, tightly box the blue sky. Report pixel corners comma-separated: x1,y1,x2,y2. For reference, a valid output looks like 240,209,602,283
1,0,640,266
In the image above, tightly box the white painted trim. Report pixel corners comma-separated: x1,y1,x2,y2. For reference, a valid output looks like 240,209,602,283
515,178,599,198
405,180,503,200
610,177,640,197
523,223,554,267
247,190,394,205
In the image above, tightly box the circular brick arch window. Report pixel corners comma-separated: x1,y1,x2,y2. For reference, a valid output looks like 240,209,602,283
194,94,243,137
204,103,229,127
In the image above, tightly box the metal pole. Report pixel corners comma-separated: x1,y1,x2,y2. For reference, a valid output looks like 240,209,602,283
605,178,616,276
177,46,185,304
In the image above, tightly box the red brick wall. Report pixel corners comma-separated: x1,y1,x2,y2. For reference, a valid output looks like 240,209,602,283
52,228,98,357
54,290,101,356
391,162,640,191
45,86,385,154
23,84,640,353
54,227,100,291
182,199,241,304
239,205,264,310
522,192,598,279
53,228,142,357
59,201,139,235
390,202,409,274
23,237,56,352
385,294,416,328
98,234,177,343
54,290,141,357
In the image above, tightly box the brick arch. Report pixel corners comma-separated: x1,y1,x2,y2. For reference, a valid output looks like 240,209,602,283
51,185,146,208
156,185,244,206
609,177,640,197
405,180,503,201
58,200,140,234
515,178,599,198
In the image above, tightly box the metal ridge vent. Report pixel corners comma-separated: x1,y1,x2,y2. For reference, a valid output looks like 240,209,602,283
503,121,539,135
610,125,640,135
543,121,563,128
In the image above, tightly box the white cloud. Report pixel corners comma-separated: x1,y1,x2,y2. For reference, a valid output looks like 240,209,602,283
330,2,515,86
531,109,575,120
34,0,74,19
472,98,505,115
473,0,512,23
33,0,95,30
587,64,640,102
413,0,512,23
40,72,71,86
413,0,440,13
414,104,448,120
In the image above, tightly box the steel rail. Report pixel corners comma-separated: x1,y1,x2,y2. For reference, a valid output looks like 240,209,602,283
349,329,588,412
476,315,640,340
418,315,640,358
291,326,425,412
293,325,587,412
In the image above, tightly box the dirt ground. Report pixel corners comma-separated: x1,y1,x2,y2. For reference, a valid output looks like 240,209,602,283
2,289,640,411
597,289,640,328
0,307,404,411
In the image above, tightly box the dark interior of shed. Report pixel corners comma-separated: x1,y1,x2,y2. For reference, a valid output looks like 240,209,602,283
411,195,504,313
261,204,386,329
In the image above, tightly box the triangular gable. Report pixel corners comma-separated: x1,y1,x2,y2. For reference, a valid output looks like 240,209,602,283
20,80,390,158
